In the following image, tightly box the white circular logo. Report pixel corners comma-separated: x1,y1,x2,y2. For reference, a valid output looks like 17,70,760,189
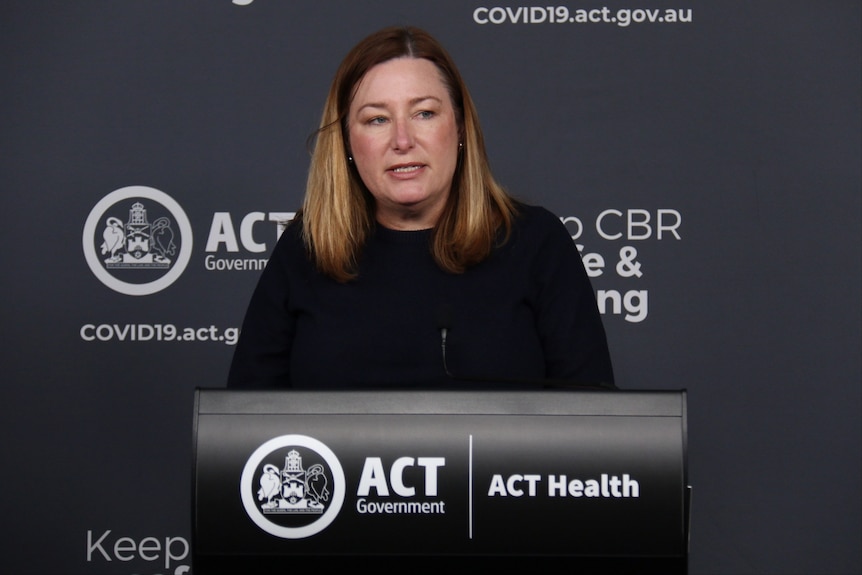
240,434,346,539
82,186,193,295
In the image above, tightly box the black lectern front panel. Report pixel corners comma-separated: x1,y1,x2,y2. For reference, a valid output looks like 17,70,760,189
192,389,688,573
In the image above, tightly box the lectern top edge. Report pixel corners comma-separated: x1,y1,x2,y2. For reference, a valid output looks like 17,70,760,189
195,388,686,417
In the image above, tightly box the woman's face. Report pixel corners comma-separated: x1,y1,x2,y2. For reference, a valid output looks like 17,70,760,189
348,57,460,230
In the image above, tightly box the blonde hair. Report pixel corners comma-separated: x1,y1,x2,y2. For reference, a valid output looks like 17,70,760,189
300,26,517,282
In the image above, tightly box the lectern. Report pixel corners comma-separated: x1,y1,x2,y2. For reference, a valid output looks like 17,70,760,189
192,388,690,573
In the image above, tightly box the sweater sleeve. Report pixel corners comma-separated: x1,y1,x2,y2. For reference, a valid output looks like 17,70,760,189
528,207,616,388
226,226,299,389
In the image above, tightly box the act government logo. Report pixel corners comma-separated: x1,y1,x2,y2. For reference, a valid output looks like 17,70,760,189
241,435,346,539
83,186,193,295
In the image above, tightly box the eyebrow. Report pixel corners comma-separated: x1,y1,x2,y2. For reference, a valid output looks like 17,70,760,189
355,95,443,114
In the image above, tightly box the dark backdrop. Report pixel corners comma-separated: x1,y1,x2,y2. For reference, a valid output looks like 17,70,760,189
1,1,859,573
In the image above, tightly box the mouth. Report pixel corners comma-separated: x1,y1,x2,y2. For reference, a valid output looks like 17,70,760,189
388,163,424,174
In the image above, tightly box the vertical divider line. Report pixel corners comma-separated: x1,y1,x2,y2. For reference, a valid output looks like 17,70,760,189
469,434,473,539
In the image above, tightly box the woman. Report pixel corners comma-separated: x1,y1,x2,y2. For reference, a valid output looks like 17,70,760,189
227,26,614,389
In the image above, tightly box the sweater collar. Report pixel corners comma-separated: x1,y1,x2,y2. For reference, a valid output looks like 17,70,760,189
373,223,433,245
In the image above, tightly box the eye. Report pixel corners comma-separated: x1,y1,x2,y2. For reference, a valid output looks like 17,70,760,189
416,110,435,120
367,116,388,125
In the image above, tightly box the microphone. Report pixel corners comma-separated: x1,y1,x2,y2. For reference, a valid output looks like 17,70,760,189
434,303,614,391
435,303,454,378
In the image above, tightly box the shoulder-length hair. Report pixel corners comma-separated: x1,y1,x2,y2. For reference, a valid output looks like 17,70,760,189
300,25,517,282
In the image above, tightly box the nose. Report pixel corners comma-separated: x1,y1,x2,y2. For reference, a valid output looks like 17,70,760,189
391,118,414,151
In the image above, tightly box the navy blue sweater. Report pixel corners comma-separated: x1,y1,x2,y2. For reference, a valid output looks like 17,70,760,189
227,204,614,389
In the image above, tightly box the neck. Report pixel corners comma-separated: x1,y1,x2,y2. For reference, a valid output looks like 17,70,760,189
375,204,442,231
